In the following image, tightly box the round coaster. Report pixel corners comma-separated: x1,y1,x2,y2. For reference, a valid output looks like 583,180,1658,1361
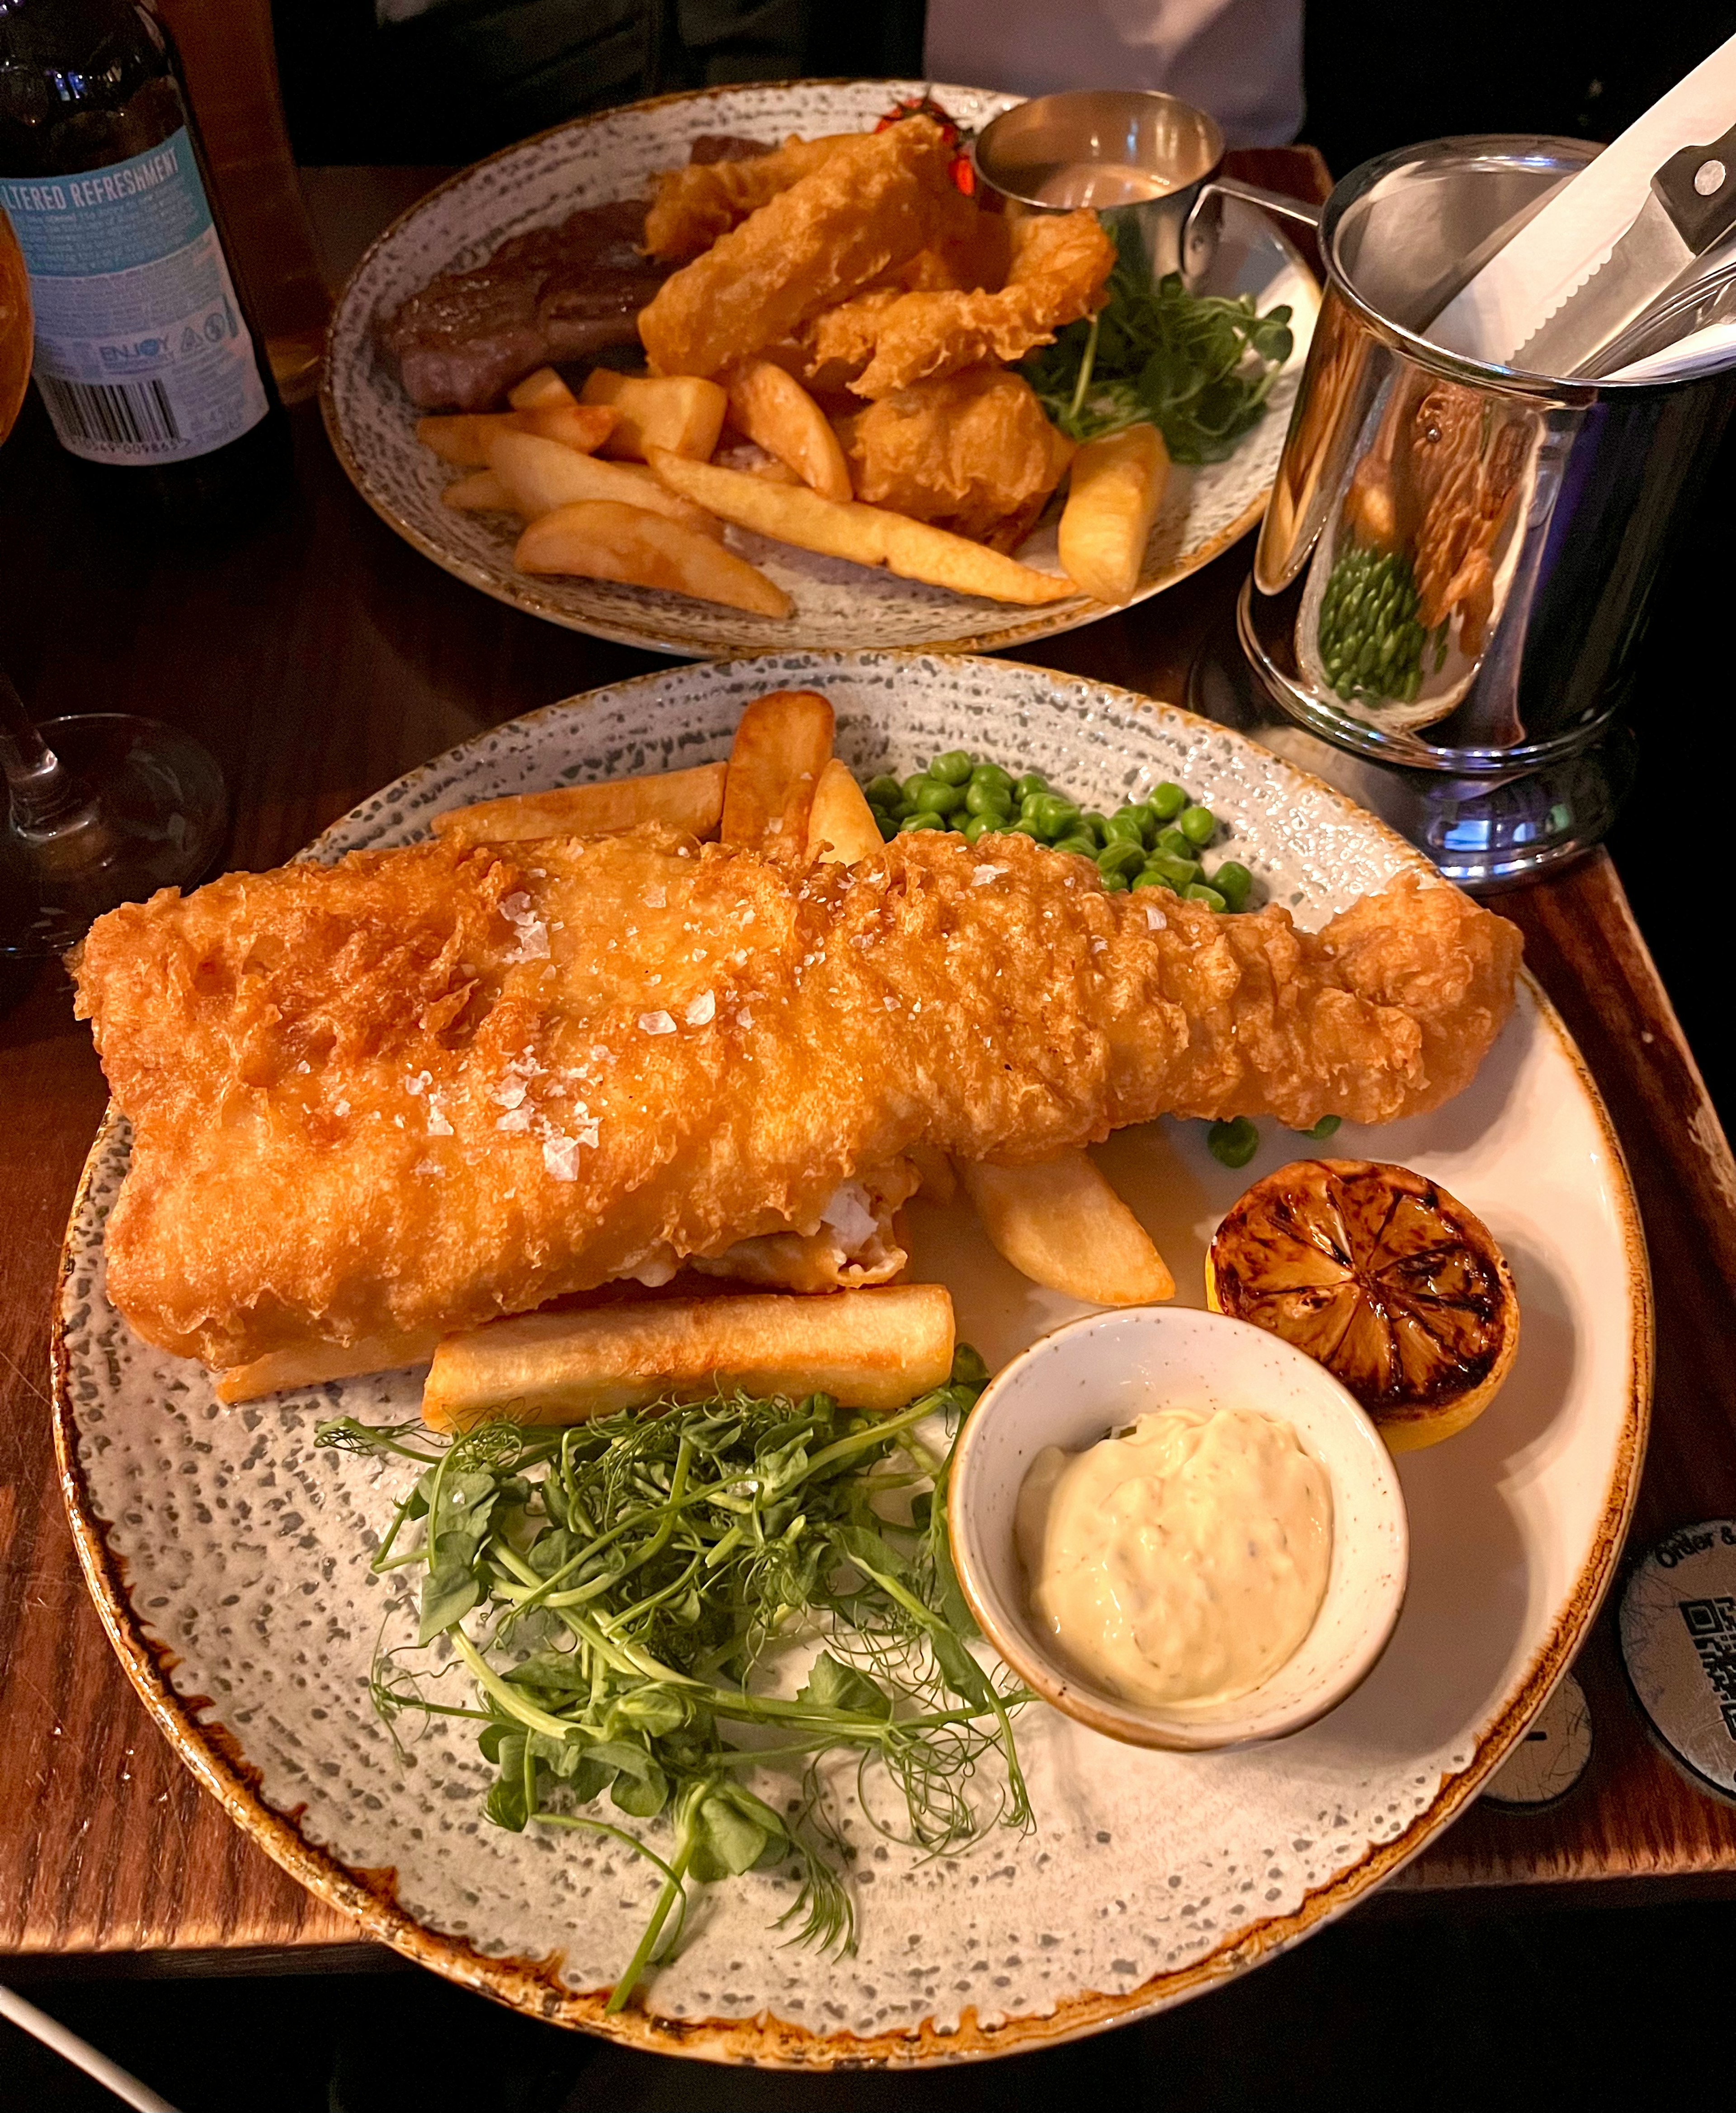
1619,1519,1736,1798
1482,1671,1593,1808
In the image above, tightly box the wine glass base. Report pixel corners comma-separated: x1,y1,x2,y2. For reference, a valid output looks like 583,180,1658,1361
2,715,227,958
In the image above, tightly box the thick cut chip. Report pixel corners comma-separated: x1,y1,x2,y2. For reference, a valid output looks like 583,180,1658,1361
421,1283,957,1430
441,468,515,512
507,364,577,411
580,369,729,461
512,401,620,452
217,1330,442,1405
488,429,722,535
724,359,853,501
721,690,836,859
1057,423,1170,603
434,761,728,847
417,404,616,465
514,500,791,618
806,757,885,863
960,1150,1174,1304
648,448,1075,605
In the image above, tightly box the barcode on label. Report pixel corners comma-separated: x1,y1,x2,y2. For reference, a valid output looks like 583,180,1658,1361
38,374,181,451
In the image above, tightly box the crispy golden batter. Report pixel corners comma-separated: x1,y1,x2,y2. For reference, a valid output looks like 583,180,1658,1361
638,120,967,380
841,365,1075,544
73,830,1518,1373
643,134,857,261
835,212,1115,400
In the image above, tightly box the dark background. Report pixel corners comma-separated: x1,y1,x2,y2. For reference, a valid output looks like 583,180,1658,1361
5,5,1735,2105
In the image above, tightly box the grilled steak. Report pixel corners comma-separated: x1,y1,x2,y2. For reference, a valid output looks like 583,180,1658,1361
377,198,671,411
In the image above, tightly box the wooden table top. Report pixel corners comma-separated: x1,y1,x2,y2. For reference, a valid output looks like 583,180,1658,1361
3,151,1734,1972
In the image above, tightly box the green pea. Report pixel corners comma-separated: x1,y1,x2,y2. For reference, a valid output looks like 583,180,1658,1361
1102,811,1147,846
1207,1116,1260,1169
865,775,904,808
1147,852,1201,890
931,749,974,786
1018,792,1050,824
1301,1114,1342,1141
1097,840,1146,882
965,779,1012,818
1154,826,1194,862
1151,782,1188,821
1210,860,1253,911
951,1342,991,1391
971,762,1015,798
1081,811,1111,845
1032,795,1080,838
1100,870,1130,892
1010,819,1046,839
975,810,1015,835
1179,805,1217,848
1051,834,1098,858
873,810,900,843
914,778,966,816
1124,802,1160,843
901,773,929,805
960,815,990,844
1131,868,1175,891
1013,772,1049,802
898,811,945,832
1183,882,1227,912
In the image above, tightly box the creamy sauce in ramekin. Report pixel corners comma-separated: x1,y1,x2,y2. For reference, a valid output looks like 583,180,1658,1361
1014,1408,1333,1708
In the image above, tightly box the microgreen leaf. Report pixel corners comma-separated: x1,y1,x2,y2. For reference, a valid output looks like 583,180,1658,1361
799,1651,893,1721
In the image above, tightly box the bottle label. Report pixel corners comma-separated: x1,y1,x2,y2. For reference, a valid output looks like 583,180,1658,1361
0,128,268,465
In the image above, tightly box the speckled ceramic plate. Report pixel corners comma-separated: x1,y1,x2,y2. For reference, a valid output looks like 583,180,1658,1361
320,81,1318,657
54,652,1649,2065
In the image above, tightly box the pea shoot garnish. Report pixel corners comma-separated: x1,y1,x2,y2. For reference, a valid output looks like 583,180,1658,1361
318,1358,1027,2012
1022,221,1294,462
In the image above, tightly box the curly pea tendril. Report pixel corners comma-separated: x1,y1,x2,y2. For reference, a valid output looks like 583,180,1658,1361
317,1350,1027,2011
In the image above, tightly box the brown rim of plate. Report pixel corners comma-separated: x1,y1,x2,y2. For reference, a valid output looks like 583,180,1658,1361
49,658,1653,2065
316,79,1316,660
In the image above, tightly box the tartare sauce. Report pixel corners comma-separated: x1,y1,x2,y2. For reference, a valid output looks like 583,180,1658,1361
1014,1408,1332,1708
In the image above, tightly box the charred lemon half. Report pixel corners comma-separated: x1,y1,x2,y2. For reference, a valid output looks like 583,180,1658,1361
1206,1159,1519,1452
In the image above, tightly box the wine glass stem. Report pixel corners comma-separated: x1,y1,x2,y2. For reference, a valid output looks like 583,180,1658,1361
1,662,95,836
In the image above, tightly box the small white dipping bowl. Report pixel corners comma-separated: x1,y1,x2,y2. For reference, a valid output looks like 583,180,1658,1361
948,1306,1409,1751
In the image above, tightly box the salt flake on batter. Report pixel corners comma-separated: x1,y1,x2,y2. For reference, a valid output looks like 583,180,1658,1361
499,890,550,962
685,991,716,1026
972,864,1007,886
638,1010,676,1036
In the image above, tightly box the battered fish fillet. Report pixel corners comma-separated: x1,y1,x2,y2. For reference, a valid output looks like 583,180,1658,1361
841,366,1075,544
643,134,857,261
72,830,1519,1374
839,212,1115,400
638,119,968,380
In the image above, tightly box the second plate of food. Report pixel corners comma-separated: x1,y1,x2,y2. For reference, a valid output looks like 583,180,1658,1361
321,80,1318,657
58,650,1645,2061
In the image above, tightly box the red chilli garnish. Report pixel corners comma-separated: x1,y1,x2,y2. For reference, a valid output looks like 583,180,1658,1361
877,94,976,195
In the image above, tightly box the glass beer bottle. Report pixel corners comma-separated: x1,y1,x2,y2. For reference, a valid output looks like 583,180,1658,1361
0,0,288,523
